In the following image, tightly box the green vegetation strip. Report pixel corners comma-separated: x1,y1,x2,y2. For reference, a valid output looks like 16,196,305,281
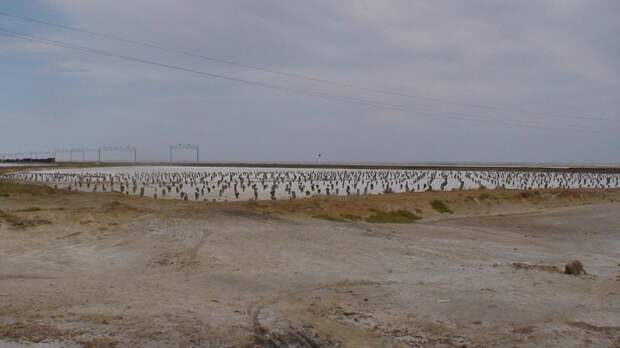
429,199,453,214
366,210,420,223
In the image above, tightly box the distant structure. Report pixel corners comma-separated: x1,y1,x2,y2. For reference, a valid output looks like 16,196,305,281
1,146,137,163
54,149,86,162
0,151,56,163
0,157,55,164
51,147,136,162
170,144,200,163
97,146,137,163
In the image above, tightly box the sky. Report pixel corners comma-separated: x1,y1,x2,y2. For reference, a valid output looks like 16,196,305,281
0,1,618,163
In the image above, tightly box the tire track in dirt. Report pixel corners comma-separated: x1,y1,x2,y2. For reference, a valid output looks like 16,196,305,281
249,279,395,346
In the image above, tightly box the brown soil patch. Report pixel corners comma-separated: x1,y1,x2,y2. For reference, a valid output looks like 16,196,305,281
512,262,562,273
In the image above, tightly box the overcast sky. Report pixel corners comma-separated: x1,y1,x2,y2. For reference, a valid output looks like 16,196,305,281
1,1,618,163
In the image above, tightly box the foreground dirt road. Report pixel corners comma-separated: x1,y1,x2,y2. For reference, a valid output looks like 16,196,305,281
0,182,619,347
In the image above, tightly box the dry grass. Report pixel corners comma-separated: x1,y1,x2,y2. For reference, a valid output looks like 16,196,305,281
0,209,52,229
80,336,119,348
340,213,363,221
315,209,420,224
429,199,453,214
517,190,541,199
0,180,60,197
2,169,620,225
366,209,420,223
512,262,561,273
0,322,80,343
15,207,42,212
247,187,620,221
313,214,347,222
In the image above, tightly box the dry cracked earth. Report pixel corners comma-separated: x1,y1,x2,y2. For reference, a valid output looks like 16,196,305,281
0,180,619,347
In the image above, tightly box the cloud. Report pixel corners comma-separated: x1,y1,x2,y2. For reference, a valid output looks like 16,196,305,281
0,0,618,162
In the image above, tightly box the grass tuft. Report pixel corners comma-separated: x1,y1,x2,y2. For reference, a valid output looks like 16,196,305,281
340,214,362,221
313,214,347,222
0,181,58,196
429,199,453,214
15,207,41,213
0,209,51,228
366,210,420,223
518,191,531,199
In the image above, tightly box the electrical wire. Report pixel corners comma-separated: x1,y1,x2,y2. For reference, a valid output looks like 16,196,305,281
0,28,617,135
0,11,614,123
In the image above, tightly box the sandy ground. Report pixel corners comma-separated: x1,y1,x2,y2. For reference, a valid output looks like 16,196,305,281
0,181,619,347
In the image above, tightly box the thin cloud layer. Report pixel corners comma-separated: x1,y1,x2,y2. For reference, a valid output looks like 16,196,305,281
1,1,618,163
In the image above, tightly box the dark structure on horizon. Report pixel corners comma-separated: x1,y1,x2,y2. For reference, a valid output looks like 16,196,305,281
0,157,56,164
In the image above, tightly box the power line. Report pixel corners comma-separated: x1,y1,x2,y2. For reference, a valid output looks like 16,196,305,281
0,28,618,136
0,28,615,135
0,10,614,123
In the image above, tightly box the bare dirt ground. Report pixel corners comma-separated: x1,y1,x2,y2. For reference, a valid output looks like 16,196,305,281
0,177,619,347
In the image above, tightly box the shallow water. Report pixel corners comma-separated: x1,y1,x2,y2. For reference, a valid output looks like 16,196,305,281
4,166,619,202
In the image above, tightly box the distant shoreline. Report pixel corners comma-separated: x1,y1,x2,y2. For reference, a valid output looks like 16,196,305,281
24,160,620,173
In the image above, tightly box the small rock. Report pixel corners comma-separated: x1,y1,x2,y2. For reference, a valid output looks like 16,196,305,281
565,260,585,275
